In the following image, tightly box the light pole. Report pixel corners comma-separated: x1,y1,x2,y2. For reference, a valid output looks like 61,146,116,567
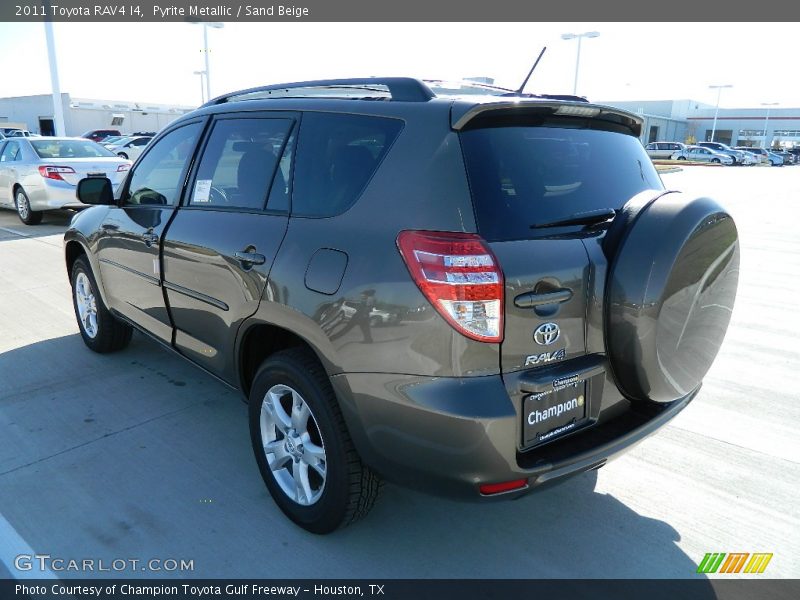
43,11,66,136
193,70,207,105
561,31,600,96
708,84,733,142
190,22,224,102
761,102,779,149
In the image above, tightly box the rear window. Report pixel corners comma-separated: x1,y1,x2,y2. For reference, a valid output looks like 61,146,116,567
460,126,663,241
31,140,116,159
291,113,403,217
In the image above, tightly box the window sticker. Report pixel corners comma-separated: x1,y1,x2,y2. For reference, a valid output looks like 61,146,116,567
193,179,212,203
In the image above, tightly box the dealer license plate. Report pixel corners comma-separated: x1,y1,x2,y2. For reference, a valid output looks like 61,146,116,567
523,380,587,447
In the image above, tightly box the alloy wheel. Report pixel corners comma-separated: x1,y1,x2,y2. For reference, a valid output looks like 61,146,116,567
74,272,99,338
259,384,327,506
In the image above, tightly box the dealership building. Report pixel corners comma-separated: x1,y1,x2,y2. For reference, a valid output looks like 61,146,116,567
601,99,800,149
0,93,193,136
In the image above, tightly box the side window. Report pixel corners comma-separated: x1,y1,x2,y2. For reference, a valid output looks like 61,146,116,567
646,143,655,150
189,118,292,211
133,138,149,146
0,142,20,162
292,112,403,218
124,122,202,206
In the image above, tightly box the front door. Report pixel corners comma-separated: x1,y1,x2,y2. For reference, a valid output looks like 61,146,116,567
95,120,205,343
161,114,296,380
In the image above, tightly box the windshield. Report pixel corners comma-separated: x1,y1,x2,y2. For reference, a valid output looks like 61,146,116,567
460,125,663,241
31,140,117,159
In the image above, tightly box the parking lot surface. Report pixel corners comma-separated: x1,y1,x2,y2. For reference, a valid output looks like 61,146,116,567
0,166,798,579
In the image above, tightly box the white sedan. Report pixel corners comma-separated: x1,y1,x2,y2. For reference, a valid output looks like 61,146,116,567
104,135,152,161
0,137,130,224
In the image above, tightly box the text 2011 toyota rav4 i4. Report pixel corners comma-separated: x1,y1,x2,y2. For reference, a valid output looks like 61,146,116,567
64,78,739,533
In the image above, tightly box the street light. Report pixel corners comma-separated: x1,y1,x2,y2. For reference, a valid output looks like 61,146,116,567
561,31,600,96
761,102,779,149
190,22,224,102
193,70,207,105
708,84,733,143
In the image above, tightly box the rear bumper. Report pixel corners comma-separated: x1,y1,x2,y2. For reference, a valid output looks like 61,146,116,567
331,366,696,500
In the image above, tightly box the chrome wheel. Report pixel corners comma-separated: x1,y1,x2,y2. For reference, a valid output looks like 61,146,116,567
16,192,29,220
74,272,98,338
259,384,327,506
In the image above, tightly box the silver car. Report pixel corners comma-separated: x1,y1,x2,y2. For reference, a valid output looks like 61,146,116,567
0,137,130,224
671,145,734,165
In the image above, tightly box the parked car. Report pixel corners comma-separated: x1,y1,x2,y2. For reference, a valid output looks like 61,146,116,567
81,129,122,143
644,141,687,160
734,146,768,164
737,150,759,166
0,127,25,137
697,141,746,165
98,135,128,147
64,77,739,533
766,151,784,166
768,148,794,165
104,135,153,161
671,145,734,164
0,137,130,224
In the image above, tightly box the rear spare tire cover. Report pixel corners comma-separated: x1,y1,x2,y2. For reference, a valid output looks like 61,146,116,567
605,191,739,403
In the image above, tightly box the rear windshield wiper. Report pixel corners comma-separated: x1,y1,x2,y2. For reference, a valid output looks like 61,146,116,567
531,208,617,229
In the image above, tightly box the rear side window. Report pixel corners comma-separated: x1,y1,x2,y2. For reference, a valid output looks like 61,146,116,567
292,113,403,217
460,126,663,242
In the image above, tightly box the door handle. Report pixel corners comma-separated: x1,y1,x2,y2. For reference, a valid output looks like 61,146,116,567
142,232,159,247
514,288,573,308
234,250,266,266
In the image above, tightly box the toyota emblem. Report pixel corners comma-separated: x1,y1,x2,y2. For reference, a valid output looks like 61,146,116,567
533,322,561,346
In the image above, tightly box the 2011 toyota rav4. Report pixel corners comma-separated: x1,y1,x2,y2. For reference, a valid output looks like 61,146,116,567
64,78,739,534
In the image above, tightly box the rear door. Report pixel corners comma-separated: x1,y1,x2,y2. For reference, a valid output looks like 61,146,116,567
459,120,664,444
161,112,295,381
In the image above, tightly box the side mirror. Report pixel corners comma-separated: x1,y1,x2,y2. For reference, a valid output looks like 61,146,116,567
77,177,115,205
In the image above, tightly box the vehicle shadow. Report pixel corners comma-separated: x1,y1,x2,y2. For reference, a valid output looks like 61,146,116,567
0,209,73,241
0,334,712,586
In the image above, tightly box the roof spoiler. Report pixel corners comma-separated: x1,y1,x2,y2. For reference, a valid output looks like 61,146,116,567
451,101,644,136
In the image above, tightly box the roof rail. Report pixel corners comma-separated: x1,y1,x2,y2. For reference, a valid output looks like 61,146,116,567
202,77,435,107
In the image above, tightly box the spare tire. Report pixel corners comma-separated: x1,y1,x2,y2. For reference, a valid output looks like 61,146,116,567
604,190,740,404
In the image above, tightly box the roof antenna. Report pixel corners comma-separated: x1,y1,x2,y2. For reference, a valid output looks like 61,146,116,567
516,47,547,95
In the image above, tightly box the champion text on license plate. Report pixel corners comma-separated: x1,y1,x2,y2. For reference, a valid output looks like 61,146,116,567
523,381,586,447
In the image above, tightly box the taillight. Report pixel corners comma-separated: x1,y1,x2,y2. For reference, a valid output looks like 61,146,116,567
117,164,130,172
397,230,504,343
38,166,76,181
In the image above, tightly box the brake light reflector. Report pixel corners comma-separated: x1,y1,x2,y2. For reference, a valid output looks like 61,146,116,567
479,479,527,495
38,165,76,181
397,230,504,342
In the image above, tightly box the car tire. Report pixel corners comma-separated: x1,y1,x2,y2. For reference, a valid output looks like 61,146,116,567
677,156,686,161
248,348,381,534
71,256,133,353
117,152,128,159
711,158,721,163
14,187,42,225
